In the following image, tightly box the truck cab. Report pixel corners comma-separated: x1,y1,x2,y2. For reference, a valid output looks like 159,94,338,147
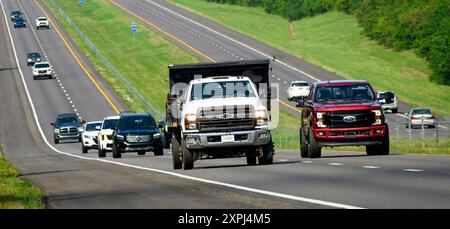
166,60,274,170
297,80,391,158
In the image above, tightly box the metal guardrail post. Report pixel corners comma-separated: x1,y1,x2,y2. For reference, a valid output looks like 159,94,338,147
421,116,425,148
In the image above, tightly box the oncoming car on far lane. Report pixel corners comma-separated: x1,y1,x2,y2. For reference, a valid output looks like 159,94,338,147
287,81,310,101
81,121,102,154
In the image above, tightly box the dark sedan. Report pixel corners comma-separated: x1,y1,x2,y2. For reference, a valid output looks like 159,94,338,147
10,11,22,21
13,18,26,28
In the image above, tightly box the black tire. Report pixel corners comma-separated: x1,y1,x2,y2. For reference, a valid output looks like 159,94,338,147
258,139,274,165
98,147,106,158
246,149,257,166
171,137,182,170
163,133,171,149
392,108,398,113
307,128,321,158
137,151,146,156
181,140,194,170
82,145,88,154
154,148,164,156
54,137,59,144
112,143,121,159
366,125,390,156
33,76,37,80
299,128,308,158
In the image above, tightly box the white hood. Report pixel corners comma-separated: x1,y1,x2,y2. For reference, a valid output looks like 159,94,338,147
182,97,266,115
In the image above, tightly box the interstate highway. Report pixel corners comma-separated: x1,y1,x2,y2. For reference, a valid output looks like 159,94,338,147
1,0,450,209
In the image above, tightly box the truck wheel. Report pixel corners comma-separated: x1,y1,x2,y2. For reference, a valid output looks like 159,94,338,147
246,149,257,166
82,145,88,154
33,76,37,80
171,137,182,170
163,132,171,149
54,137,59,144
181,140,194,170
154,148,164,156
392,108,398,113
366,125,390,156
98,147,106,158
137,151,146,156
299,128,308,158
258,140,274,165
112,143,121,158
307,128,322,158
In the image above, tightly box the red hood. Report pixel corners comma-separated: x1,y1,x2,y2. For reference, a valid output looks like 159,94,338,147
314,101,381,112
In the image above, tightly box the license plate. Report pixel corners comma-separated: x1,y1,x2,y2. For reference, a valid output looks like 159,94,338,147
345,132,357,139
221,135,235,143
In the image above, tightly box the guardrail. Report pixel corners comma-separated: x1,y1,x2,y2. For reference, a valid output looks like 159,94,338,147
47,0,164,120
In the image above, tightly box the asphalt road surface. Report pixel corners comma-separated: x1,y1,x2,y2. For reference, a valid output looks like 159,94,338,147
0,0,450,209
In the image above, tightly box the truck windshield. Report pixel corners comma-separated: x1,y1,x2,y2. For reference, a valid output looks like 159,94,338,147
315,84,374,103
35,63,49,68
190,81,256,101
118,116,156,131
56,117,79,125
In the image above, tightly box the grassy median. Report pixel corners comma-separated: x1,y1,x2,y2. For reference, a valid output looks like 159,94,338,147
0,154,43,209
169,0,450,118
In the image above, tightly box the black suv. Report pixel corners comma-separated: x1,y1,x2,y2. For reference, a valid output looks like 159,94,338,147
111,113,163,158
10,11,22,21
51,113,84,144
27,52,41,66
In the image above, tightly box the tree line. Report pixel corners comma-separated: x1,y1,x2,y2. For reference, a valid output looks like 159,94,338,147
206,0,450,85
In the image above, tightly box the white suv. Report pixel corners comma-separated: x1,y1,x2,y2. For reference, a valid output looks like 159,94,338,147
287,81,310,100
97,115,120,157
35,17,49,29
32,61,52,80
81,121,102,154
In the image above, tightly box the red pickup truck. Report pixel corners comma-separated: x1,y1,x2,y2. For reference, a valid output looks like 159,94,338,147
296,80,391,158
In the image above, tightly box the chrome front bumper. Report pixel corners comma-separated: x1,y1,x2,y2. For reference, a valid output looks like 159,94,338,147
184,129,270,149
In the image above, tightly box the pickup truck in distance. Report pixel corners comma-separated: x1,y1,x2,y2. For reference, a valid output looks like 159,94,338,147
165,59,274,170
296,80,392,158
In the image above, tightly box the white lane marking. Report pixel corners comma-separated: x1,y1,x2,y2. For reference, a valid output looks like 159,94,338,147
404,169,423,172
328,163,343,166
302,161,313,164
363,166,379,169
145,0,321,82
1,0,363,210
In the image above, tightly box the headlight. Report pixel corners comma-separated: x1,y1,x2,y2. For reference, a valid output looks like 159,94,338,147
316,112,326,128
153,133,161,138
254,110,267,120
78,127,84,132
84,135,91,139
372,109,382,125
27,59,32,62
184,114,197,130
116,135,125,140
54,129,60,134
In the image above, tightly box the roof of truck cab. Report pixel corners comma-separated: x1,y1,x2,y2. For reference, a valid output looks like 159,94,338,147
315,80,369,87
190,76,251,84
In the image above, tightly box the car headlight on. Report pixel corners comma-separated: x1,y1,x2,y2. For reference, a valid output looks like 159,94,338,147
372,109,382,125
116,135,125,141
78,127,84,132
27,58,32,62
54,129,60,134
255,110,268,126
153,133,161,139
316,112,327,128
184,114,197,130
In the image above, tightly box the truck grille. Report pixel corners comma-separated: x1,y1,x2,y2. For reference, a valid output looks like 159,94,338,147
38,70,47,74
323,110,375,128
126,135,152,143
198,118,255,132
198,105,255,119
60,127,78,135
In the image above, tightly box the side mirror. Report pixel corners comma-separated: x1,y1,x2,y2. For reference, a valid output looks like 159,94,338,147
82,120,86,124
295,100,304,107
158,121,165,129
404,113,408,117
95,126,101,130
385,92,394,104
51,122,54,126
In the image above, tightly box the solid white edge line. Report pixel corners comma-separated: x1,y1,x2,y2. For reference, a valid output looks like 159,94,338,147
145,0,321,82
0,0,363,209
